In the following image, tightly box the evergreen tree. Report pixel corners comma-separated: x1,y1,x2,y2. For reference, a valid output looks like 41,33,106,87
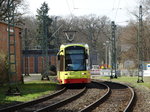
36,2,53,48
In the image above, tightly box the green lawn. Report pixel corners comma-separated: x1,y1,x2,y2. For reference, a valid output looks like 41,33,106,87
99,76,150,89
0,81,57,105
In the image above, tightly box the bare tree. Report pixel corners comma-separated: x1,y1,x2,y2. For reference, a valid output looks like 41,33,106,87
0,0,27,23
53,15,111,64
22,16,39,50
119,0,150,67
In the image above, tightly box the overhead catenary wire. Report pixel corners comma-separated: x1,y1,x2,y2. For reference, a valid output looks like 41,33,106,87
125,0,139,19
65,0,77,42
66,0,73,16
114,0,121,21
65,0,75,25
72,0,75,9
112,0,116,10
115,0,121,20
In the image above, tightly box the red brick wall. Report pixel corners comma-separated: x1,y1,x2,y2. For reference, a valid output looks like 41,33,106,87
0,22,22,81
38,56,42,73
29,56,34,73
22,56,28,73
22,55,57,74
0,23,8,54
51,56,56,65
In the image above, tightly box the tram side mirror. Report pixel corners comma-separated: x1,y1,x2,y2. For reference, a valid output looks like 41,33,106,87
58,55,60,60
85,53,88,59
57,50,63,60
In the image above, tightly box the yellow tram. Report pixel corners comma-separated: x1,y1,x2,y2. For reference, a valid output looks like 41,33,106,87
57,43,91,84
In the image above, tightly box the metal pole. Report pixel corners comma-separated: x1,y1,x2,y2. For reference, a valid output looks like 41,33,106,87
114,30,117,78
137,5,144,83
106,44,107,67
41,10,49,80
6,0,20,95
106,41,109,68
104,42,108,68
110,21,117,79
24,28,29,76
108,41,111,68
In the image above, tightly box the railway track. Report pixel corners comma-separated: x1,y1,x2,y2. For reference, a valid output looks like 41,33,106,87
34,86,86,112
79,81,111,112
92,80,135,112
0,81,135,112
52,81,135,112
53,81,110,112
0,87,66,112
0,86,86,112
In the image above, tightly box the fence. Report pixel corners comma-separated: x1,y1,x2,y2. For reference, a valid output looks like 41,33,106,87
91,69,150,77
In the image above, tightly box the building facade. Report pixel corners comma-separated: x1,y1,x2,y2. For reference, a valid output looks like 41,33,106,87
0,21,22,81
22,50,58,74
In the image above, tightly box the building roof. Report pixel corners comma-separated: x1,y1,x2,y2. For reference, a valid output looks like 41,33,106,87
22,49,59,55
0,21,22,29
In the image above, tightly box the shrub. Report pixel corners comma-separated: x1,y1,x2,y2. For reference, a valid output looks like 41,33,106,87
0,52,9,83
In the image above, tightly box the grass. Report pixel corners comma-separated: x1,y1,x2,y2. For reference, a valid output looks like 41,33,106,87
0,76,149,105
98,76,150,89
0,81,57,105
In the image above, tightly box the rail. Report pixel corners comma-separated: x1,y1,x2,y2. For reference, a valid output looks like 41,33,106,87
0,87,66,112
79,81,111,112
34,87,87,112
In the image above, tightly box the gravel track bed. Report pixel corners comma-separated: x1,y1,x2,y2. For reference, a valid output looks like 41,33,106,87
53,82,107,112
92,81,132,112
133,87,150,112
17,88,82,112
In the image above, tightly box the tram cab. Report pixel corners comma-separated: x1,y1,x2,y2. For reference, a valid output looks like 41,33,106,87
57,43,91,84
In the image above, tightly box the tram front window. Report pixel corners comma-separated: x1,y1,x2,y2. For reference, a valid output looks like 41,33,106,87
65,47,86,71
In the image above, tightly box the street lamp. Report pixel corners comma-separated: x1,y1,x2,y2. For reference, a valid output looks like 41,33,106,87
103,43,107,66
103,41,110,68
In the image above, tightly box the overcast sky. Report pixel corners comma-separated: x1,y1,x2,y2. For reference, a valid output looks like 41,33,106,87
26,0,139,25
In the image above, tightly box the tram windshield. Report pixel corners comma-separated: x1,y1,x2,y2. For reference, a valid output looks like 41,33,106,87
65,46,86,71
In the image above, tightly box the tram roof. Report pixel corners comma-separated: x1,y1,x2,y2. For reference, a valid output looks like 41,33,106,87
60,43,89,49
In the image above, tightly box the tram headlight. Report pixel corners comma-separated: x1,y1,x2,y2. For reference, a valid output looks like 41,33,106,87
82,73,86,75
